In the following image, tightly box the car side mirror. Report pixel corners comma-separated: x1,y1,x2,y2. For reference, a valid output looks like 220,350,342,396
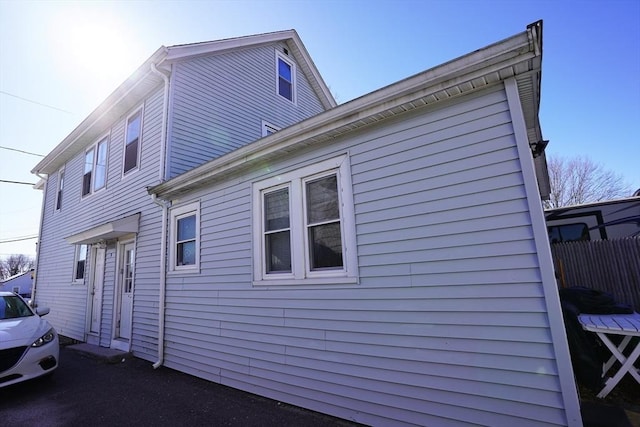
36,307,50,316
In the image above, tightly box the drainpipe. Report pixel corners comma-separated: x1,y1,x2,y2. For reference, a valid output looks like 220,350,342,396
149,62,171,369
30,172,48,307
150,194,170,369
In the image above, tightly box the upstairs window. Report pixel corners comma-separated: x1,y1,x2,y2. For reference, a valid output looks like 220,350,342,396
276,52,295,103
82,148,94,196
124,110,142,174
55,167,65,211
82,136,109,197
252,155,358,285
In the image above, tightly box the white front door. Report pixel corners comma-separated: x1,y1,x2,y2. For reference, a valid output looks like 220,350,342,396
113,241,134,350
89,246,106,334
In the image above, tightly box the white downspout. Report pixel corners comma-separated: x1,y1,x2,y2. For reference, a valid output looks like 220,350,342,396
149,62,171,369
30,172,48,307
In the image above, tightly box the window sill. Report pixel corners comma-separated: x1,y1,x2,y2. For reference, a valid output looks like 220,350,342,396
252,276,358,287
168,267,200,275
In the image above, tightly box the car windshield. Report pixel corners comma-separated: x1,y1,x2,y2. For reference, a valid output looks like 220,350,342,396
0,295,34,320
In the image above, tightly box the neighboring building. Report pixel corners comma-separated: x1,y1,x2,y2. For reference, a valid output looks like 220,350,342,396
0,269,33,298
33,23,583,426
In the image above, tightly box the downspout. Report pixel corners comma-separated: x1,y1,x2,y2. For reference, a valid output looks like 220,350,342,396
149,62,171,369
150,194,170,369
30,172,48,307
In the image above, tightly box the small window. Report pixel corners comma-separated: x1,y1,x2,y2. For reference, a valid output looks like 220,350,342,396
262,120,280,137
548,223,590,243
124,110,142,174
12,286,20,294
74,244,88,282
276,52,295,103
170,202,200,271
55,167,65,211
253,155,357,285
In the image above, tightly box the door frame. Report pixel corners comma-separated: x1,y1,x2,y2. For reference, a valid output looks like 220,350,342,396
111,237,136,352
85,243,106,344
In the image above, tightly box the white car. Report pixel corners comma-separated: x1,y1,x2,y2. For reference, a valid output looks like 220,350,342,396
0,291,59,387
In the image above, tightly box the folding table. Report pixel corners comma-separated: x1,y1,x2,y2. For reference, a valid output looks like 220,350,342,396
578,312,640,398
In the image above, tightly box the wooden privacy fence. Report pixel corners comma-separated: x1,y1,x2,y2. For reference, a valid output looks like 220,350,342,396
551,237,640,311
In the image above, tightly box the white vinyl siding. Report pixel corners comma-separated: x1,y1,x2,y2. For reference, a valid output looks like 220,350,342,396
160,86,570,426
167,43,325,178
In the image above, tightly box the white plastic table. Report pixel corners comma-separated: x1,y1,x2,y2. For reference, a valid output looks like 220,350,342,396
578,312,640,398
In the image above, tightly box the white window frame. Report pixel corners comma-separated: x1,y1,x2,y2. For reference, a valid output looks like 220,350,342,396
55,166,65,212
73,244,88,283
81,134,109,198
252,155,358,286
169,201,200,273
261,120,280,137
275,51,296,104
123,107,144,176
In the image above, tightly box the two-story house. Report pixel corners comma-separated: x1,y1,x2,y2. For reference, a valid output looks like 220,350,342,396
32,23,583,426
30,30,335,353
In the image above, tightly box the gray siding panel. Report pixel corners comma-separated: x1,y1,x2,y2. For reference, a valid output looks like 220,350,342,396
35,87,164,355
168,43,326,178
160,86,570,425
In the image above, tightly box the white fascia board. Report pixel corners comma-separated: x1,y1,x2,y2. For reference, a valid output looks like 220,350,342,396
31,48,169,176
163,30,296,63
288,31,336,109
150,27,540,200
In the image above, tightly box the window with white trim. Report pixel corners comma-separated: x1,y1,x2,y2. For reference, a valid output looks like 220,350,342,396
276,52,295,103
55,167,65,211
73,244,88,282
252,155,358,285
170,202,200,272
262,120,280,137
124,109,142,174
82,136,109,196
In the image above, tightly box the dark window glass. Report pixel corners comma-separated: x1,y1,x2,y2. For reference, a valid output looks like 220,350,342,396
306,175,343,270
75,245,87,280
82,149,93,196
56,169,64,210
124,113,141,173
264,188,291,273
94,138,108,190
548,223,590,243
278,58,293,101
176,215,196,266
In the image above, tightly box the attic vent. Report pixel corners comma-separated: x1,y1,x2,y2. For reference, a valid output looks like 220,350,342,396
283,48,289,55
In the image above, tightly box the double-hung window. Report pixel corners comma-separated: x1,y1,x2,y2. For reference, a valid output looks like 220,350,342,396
82,136,109,197
124,109,142,174
276,52,295,103
73,244,88,282
55,167,65,211
170,202,200,272
253,155,357,285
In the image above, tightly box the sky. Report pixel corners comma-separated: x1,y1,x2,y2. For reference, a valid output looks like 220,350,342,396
1,0,639,258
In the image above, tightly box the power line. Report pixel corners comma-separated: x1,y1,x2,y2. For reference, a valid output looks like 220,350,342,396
0,179,37,186
0,235,38,244
0,145,45,157
0,90,72,114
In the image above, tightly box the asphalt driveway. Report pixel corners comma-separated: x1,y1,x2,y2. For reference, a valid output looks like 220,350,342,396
0,345,359,427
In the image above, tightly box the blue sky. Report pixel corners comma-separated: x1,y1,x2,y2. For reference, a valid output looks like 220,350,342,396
1,0,639,257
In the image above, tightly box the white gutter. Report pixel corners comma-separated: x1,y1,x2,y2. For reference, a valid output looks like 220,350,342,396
149,61,172,369
30,173,48,306
151,195,170,369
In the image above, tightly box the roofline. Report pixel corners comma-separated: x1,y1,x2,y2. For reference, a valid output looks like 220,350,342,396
32,30,335,175
149,22,543,200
